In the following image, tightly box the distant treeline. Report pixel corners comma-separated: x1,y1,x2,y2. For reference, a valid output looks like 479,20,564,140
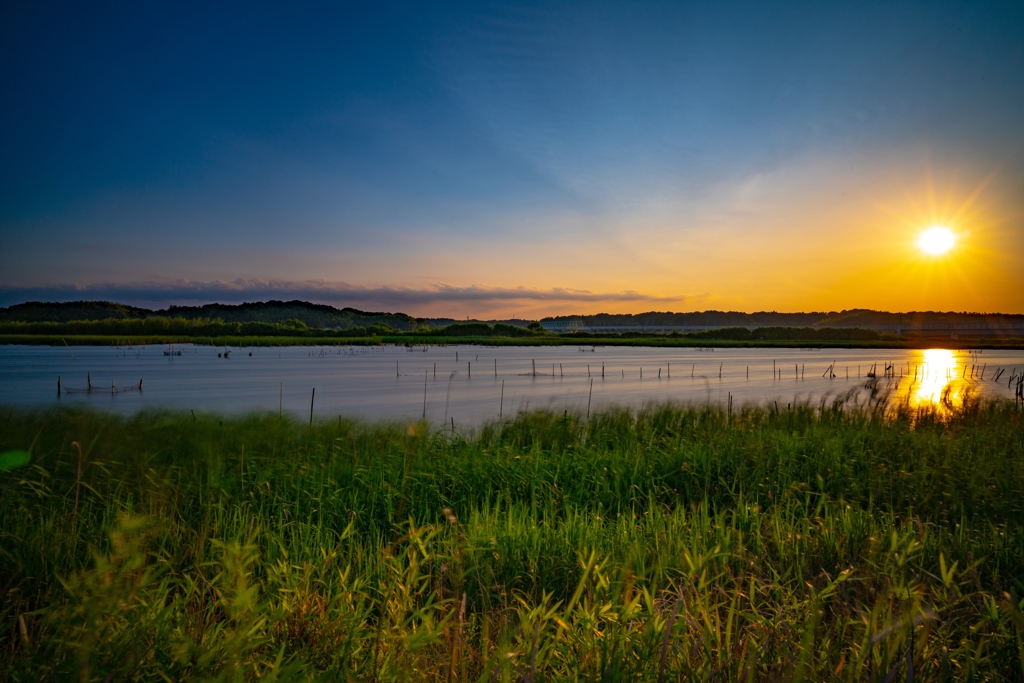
682,326,894,342
0,318,360,338
5,300,1022,333
545,309,1024,328
0,317,895,343
417,322,537,338
0,317,541,339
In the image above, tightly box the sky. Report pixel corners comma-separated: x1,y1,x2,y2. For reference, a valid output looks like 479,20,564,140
1,0,1023,318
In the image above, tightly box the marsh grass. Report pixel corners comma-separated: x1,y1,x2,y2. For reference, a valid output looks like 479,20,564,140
1,400,1023,680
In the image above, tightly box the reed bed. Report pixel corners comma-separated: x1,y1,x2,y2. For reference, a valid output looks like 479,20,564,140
1,399,1023,681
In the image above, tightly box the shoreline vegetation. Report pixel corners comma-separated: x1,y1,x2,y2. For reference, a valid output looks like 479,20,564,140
2,331,1023,350
2,400,1023,679
1,300,1023,349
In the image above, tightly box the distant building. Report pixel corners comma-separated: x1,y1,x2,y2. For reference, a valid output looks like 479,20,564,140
540,319,587,333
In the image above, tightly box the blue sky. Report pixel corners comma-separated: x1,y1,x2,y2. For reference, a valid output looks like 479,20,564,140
2,1,1022,316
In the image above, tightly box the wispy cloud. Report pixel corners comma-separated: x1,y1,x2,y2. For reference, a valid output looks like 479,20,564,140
0,279,683,314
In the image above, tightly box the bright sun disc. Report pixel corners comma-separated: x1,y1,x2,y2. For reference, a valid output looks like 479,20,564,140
917,226,956,255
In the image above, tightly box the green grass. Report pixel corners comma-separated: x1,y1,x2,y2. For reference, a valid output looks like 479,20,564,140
2,400,1023,680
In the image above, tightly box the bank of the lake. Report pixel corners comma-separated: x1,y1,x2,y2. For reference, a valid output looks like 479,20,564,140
3,332,1024,349
2,402,1023,680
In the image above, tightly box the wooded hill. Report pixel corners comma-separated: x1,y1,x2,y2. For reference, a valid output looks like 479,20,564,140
0,300,422,331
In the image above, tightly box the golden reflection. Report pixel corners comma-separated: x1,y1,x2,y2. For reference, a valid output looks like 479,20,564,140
907,349,961,410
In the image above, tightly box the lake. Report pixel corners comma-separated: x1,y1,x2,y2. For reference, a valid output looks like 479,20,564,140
1,344,1021,426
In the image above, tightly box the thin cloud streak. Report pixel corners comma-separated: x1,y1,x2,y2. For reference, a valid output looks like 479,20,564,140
0,279,683,314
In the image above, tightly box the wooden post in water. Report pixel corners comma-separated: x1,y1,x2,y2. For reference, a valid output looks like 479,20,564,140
667,363,670,378
692,364,695,378
494,359,497,377
587,378,594,419
57,376,61,396
396,361,399,377
468,361,471,378
560,363,563,377
719,362,722,379
309,388,315,426
532,359,536,375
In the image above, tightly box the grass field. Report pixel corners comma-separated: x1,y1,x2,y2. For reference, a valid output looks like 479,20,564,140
2,400,1023,680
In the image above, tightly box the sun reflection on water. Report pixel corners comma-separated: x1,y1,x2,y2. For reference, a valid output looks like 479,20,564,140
907,349,961,410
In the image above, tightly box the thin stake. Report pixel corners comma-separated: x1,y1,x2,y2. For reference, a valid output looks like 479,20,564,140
587,378,594,418
309,388,315,426
494,358,497,377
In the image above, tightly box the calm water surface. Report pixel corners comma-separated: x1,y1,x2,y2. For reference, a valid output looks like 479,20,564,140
1,344,1021,426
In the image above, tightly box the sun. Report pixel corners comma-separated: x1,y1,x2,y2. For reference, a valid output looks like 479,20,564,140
917,226,956,255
